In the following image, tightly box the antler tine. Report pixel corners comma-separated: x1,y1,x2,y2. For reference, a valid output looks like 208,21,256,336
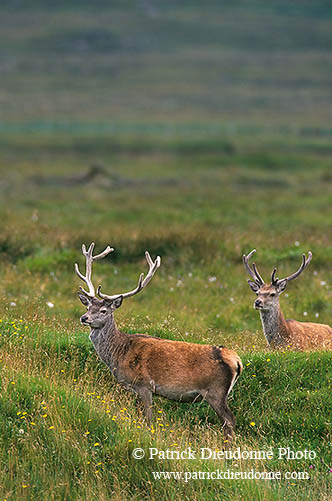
271,268,278,285
252,262,265,286
93,245,114,261
75,242,114,297
276,251,312,284
141,251,161,288
97,251,161,301
242,249,264,286
242,249,256,281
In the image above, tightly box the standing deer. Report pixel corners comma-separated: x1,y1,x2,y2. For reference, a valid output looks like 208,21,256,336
243,249,332,350
76,243,242,438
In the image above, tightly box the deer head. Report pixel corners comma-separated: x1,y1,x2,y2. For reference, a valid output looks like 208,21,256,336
243,249,312,311
75,243,161,329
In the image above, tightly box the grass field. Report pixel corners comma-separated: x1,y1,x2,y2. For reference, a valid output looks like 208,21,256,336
1,1,332,500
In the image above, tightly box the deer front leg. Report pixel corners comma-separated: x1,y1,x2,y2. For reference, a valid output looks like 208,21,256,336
135,387,153,424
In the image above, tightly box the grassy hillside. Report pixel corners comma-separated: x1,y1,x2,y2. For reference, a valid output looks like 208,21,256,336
1,318,332,500
1,1,332,499
0,133,331,500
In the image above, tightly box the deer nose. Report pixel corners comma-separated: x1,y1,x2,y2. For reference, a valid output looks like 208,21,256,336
81,314,90,324
254,299,263,308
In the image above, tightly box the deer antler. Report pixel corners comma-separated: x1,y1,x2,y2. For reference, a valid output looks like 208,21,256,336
75,243,114,297
271,252,312,285
242,249,265,286
97,251,161,301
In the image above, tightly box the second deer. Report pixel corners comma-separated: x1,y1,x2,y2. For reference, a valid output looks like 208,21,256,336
243,249,332,350
76,243,242,439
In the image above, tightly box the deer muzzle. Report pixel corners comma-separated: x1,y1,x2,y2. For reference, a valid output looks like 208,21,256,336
80,314,91,325
254,298,263,310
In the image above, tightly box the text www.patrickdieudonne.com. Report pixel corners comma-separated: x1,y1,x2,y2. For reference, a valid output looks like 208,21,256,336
151,469,310,482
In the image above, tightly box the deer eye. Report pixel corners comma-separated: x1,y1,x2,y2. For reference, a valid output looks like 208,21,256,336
100,309,107,314
270,292,276,297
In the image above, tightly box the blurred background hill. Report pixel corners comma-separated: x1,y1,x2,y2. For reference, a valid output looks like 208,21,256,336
1,0,332,128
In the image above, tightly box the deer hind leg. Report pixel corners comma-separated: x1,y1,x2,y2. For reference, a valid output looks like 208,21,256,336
204,389,236,440
135,386,153,424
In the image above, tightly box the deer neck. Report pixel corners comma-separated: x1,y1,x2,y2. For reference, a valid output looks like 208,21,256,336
259,303,291,348
89,317,128,373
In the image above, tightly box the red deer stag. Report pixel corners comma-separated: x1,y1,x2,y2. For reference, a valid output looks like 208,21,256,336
76,243,242,438
243,249,332,350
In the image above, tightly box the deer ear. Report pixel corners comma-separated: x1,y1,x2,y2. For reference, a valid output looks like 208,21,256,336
248,280,260,293
78,293,91,306
111,295,123,310
277,279,288,294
